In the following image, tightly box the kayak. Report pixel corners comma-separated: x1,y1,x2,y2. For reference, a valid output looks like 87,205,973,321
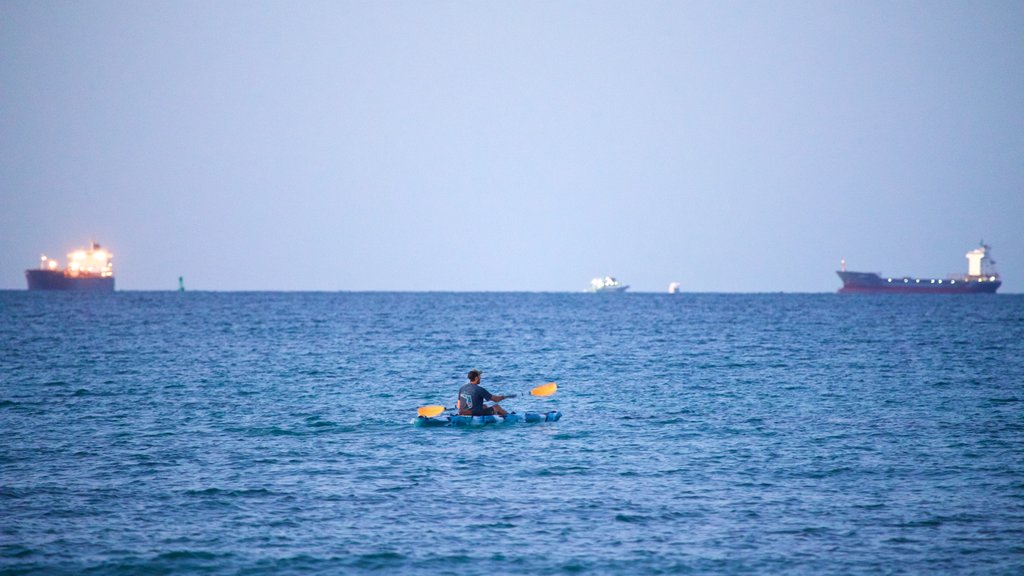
412,410,562,428
413,410,562,427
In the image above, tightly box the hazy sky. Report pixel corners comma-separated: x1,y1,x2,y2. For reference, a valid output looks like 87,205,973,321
2,1,1022,292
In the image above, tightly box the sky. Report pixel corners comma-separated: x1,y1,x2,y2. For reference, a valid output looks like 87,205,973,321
2,1,1022,292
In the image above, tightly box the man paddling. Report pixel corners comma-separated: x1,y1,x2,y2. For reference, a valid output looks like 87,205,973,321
457,370,509,417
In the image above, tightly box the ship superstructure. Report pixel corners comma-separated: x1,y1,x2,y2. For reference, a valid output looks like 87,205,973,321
836,244,1000,294
25,241,115,291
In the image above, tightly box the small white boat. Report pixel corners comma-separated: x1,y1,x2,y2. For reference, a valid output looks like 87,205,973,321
587,276,629,293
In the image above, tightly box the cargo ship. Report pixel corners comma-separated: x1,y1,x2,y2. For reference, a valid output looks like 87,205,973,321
837,244,1000,294
25,241,115,291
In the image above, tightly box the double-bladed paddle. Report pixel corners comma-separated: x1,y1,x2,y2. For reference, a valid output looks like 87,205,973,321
416,382,558,418
502,381,557,399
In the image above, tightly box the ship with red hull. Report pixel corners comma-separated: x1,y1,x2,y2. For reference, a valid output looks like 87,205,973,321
25,242,115,292
837,244,1001,294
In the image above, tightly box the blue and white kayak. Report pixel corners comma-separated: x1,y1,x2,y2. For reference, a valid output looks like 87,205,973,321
413,410,562,427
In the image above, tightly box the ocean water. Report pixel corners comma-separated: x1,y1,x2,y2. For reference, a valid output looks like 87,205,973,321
1,291,1022,575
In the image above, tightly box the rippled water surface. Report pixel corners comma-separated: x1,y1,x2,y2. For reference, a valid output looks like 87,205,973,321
2,292,1023,574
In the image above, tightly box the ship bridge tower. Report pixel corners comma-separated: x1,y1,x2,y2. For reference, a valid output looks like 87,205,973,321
965,244,997,278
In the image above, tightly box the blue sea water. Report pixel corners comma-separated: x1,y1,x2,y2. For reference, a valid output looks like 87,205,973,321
1,291,1023,575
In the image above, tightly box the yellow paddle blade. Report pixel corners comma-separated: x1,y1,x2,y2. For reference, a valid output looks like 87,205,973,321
530,382,558,397
417,405,447,418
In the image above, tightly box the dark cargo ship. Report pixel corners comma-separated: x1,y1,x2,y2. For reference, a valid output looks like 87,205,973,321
25,242,115,292
837,244,1000,294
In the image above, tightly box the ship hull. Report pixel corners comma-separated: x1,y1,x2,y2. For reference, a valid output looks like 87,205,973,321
589,286,629,293
837,271,999,294
26,270,115,292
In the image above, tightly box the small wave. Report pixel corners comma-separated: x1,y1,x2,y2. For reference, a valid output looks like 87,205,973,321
989,397,1020,404
885,536,922,544
0,400,17,408
183,487,277,498
534,465,590,476
793,466,854,479
242,426,301,436
614,513,652,524
551,432,591,440
557,561,589,573
305,417,338,428
352,551,406,569
766,526,835,536
155,550,222,561
0,486,35,498
0,545,35,559
648,417,688,425
421,554,472,566
248,554,338,572
374,484,411,493
894,518,944,528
